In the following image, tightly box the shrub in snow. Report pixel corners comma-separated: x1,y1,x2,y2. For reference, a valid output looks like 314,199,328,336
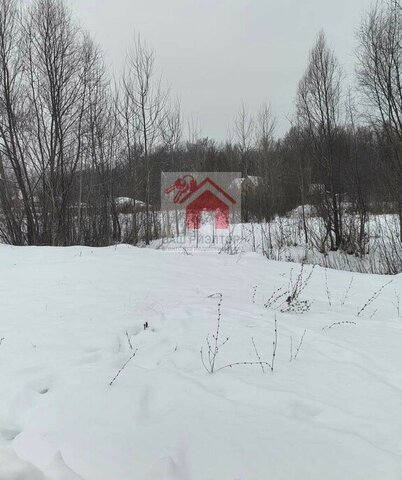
109,349,138,386
357,280,393,317
264,264,314,314
289,329,307,362
200,293,276,374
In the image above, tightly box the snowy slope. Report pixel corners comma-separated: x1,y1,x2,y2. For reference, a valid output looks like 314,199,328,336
0,244,401,479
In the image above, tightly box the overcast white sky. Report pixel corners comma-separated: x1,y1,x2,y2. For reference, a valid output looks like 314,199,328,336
68,0,372,141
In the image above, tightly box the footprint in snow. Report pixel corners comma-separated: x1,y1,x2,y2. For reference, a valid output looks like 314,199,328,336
28,376,53,396
0,428,21,442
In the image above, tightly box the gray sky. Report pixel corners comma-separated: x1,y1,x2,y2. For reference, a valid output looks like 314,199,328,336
69,0,372,141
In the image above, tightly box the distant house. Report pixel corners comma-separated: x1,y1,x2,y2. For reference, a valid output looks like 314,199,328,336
114,197,146,214
229,175,262,193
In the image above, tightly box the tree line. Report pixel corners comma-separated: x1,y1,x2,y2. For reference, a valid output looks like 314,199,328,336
0,0,400,255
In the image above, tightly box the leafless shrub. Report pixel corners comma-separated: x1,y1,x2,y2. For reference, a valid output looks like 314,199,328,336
109,349,138,386
357,280,393,317
200,293,229,374
220,316,277,373
324,267,331,307
264,284,288,309
371,217,402,275
264,265,314,314
258,213,401,276
340,276,354,306
340,213,369,257
200,293,273,374
219,227,242,255
281,264,314,313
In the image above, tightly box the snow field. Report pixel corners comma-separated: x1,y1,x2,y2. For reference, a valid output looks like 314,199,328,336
0,244,401,479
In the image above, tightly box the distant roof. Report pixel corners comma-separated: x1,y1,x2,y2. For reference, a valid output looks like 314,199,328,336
230,176,262,189
114,197,145,207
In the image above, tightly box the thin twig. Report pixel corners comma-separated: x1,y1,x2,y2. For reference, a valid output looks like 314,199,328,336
201,293,226,373
109,349,138,386
125,330,133,350
357,280,393,317
271,315,278,371
214,360,271,373
322,321,356,330
324,267,331,307
251,337,265,372
340,276,354,306
252,285,258,304
264,284,287,308
293,329,306,360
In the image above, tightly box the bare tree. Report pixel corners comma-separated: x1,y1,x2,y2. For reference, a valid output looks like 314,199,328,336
160,98,182,236
285,122,311,243
234,103,254,178
296,31,344,250
255,103,278,220
357,0,402,240
122,35,168,244
23,0,100,245
0,0,36,245
255,103,276,152
116,73,142,243
83,56,121,245
161,98,182,153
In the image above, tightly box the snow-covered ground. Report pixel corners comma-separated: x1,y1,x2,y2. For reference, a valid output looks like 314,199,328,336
0,244,401,479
